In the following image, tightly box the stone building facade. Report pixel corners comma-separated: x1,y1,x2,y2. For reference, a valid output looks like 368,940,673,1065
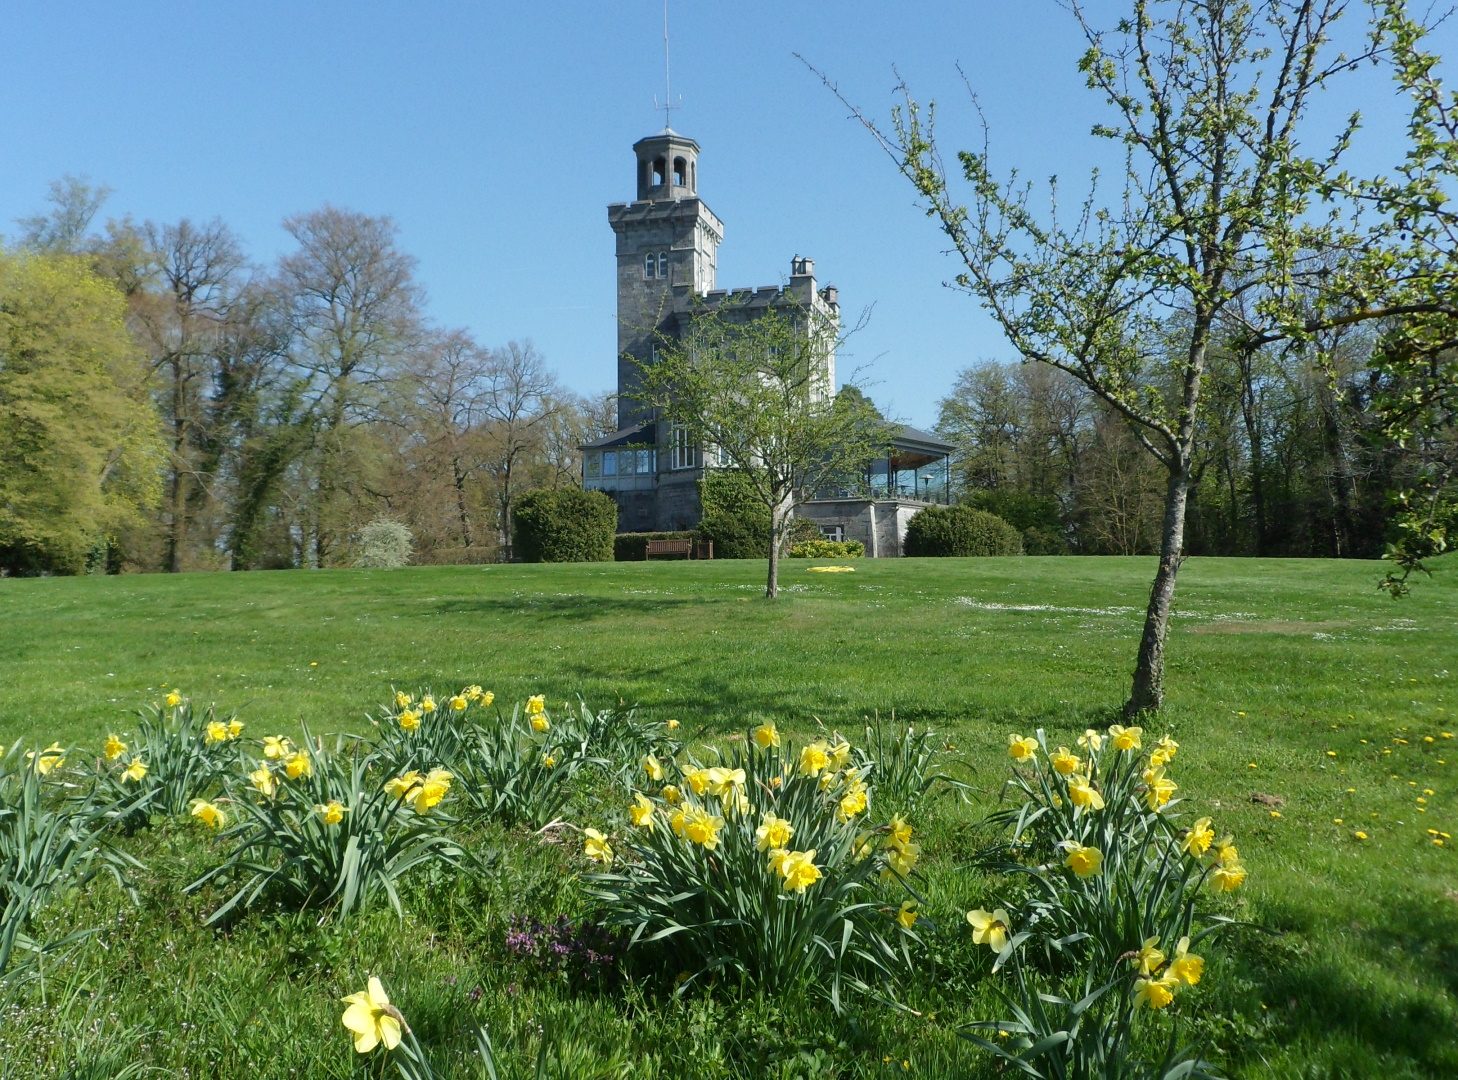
582,128,951,552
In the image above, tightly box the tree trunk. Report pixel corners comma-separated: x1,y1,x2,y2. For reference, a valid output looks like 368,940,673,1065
166,361,187,573
452,459,474,548
764,488,792,599
1126,461,1191,716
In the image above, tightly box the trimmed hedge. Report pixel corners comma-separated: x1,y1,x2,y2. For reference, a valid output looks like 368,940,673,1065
903,504,1024,557
512,488,617,563
697,471,770,559
788,539,865,558
614,531,698,561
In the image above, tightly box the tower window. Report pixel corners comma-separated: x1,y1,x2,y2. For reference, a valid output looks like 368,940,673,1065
652,157,666,186
643,253,655,280
673,157,687,186
657,251,668,279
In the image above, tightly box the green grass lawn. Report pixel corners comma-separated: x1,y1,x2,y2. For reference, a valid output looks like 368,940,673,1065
0,555,1454,1077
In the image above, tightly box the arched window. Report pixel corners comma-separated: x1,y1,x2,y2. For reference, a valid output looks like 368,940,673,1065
652,157,666,186
657,251,668,279
643,253,655,279
673,157,687,186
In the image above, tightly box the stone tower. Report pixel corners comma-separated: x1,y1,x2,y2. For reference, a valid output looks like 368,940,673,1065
607,130,724,430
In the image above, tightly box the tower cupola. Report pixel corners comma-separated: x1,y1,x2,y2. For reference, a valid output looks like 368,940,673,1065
634,130,700,201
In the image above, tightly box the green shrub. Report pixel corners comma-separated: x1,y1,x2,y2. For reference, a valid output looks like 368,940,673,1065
697,471,769,559
614,531,697,561
512,488,617,563
903,504,1023,557
354,518,414,568
788,538,865,558
965,490,1069,554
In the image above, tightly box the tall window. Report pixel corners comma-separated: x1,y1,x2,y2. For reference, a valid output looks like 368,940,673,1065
657,251,669,279
670,424,695,470
643,253,655,279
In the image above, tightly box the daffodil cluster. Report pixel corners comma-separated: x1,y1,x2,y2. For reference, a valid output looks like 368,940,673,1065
581,729,915,1002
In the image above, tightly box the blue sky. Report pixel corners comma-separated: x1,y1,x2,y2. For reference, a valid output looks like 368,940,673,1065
2,2,1449,427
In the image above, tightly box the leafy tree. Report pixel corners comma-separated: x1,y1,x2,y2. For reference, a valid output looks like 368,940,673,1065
821,0,1454,713
633,301,894,598
0,249,163,573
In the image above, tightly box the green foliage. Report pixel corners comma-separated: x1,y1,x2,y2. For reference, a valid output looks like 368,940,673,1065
0,748,137,980
456,705,586,828
904,504,1023,557
788,539,864,559
187,737,467,923
512,488,616,563
614,531,697,561
355,518,414,569
697,470,771,559
966,489,1068,555
851,719,969,815
0,249,163,575
584,734,914,1007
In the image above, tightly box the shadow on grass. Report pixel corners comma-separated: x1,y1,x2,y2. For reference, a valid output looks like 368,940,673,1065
1227,892,1458,1075
432,594,704,620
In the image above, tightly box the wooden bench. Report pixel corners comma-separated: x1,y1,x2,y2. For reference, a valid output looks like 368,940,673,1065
645,538,694,559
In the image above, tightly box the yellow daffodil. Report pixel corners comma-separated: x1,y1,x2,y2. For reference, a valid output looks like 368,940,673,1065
684,766,710,794
753,722,780,749
828,739,851,768
682,807,724,850
227,719,244,738
1142,767,1178,810
419,695,436,713
480,690,495,707
1133,973,1179,1010
755,812,794,851
642,754,664,782
164,690,182,709
1133,936,1166,975
531,714,550,733
888,815,914,850
1067,774,1105,811
583,827,613,865
205,720,230,744
1168,936,1203,986
398,709,420,732
542,753,557,768
284,750,312,780
316,801,347,825
966,908,1011,952
385,771,420,801
628,791,656,831
1065,844,1103,878
852,833,876,862
340,976,404,1054
897,901,918,930
249,764,277,798
705,766,746,799
190,799,226,829
26,744,65,776
525,694,545,716
104,734,127,761
394,690,413,709
777,849,822,893
838,788,869,822
660,783,682,804
1007,734,1038,762
799,741,830,777
262,735,292,760
1108,724,1142,752
884,840,921,878
1076,728,1104,752
1151,734,1179,767
1213,836,1239,865
407,769,452,814
449,695,468,712
1210,860,1247,892
122,757,147,783
1182,817,1215,857
1049,746,1080,775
